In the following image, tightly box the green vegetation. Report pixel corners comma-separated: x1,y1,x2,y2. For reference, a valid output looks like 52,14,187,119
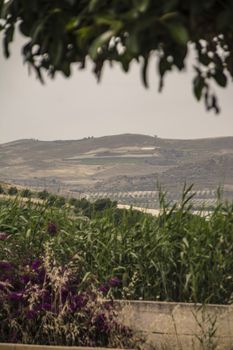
0,186,232,305
20,188,32,198
0,185,4,194
0,188,141,347
1,1,233,112
0,236,138,348
7,186,18,196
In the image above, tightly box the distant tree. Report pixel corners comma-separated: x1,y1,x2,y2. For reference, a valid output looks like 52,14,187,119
69,197,78,207
54,195,66,207
37,190,49,200
47,194,58,205
20,188,32,198
8,186,18,196
93,198,117,212
73,198,92,217
0,0,233,113
0,185,5,194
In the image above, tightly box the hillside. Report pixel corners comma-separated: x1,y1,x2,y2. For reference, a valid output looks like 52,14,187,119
0,134,233,205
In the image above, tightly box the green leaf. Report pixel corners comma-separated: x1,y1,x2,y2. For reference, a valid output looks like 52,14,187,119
95,16,123,31
213,70,227,88
53,41,63,66
158,57,172,91
167,22,189,45
133,0,150,13
193,75,205,101
120,53,131,72
182,237,189,248
61,62,71,77
26,229,31,239
3,25,14,58
1,0,14,18
141,55,149,88
66,17,80,32
198,53,211,66
31,23,44,44
126,33,139,54
88,0,100,12
76,26,93,48
89,30,115,59
81,271,92,284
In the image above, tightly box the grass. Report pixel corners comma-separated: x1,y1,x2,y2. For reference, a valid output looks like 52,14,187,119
0,185,232,305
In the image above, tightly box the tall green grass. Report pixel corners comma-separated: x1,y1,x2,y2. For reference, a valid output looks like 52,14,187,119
0,186,232,304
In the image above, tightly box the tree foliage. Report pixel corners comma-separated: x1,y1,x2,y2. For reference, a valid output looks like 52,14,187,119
0,0,233,112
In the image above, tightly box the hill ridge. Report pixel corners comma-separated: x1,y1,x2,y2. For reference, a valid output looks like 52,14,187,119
0,133,232,200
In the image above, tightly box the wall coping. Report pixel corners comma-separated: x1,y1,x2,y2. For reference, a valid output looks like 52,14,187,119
116,299,232,309
0,344,133,350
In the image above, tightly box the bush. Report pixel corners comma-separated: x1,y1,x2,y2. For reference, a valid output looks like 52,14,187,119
20,188,32,198
0,185,5,194
8,186,18,195
37,190,49,200
54,196,66,207
93,198,117,212
0,246,139,348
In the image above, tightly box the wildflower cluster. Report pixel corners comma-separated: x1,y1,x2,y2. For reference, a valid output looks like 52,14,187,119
0,249,135,348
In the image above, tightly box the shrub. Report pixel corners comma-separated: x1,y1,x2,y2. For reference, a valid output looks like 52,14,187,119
93,198,117,212
20,188,32,198
69,197,78,206
54,196,66,207
8,186,18,195
37,190,49,200
0,245,140,348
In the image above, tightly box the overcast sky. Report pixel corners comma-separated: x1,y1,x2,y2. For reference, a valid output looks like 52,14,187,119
1,35,233,144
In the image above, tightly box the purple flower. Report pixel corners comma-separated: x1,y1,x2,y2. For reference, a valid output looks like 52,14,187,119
47,222,58,235
94,313,109,332
0,232,8,241
42,303,52,311
42,290,51,304
0,281,6,291
98,283,109,294
8,291,23,302
31,258,41,271
109,276,121,287
119,325,133,337
70,294,87,312
26,309,37,320
37,267,46,284
20,274,30,285
0,260,12,270
103,301,113,311
10,330,18,343
61,287,69,304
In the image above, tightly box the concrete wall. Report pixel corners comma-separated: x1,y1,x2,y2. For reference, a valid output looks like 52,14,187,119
118,301,233,350
0,301,232,350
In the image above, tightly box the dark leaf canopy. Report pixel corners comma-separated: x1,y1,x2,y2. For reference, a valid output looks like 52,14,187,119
1,0,233,112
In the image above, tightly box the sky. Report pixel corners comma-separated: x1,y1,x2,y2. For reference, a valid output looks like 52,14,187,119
1,35,233,144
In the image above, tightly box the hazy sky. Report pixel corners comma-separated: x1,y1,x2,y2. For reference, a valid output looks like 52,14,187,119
1,35,233,144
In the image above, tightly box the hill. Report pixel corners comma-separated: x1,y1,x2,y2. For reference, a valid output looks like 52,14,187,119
0,134,233,205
